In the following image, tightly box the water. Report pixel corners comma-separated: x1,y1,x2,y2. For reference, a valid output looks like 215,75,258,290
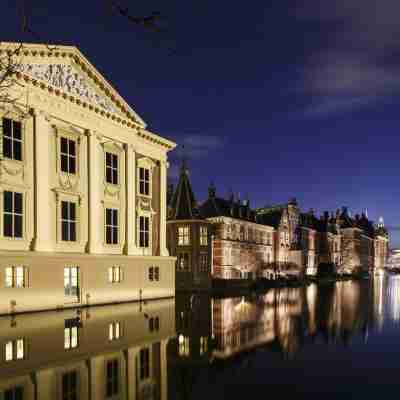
1,275,400,399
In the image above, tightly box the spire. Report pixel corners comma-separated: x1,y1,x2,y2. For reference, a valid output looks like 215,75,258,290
378,216,384,227
168,160,200,220
208,182,216,198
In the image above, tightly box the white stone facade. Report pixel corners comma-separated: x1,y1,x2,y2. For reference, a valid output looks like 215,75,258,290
0,43,176,314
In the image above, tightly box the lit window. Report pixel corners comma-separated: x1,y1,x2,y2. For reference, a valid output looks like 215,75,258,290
178,226,190,246
64,319,79,350
105,209,119,245
139,216,150,248
4,338,25,361
2,118,22,161
139,167,150,196
105,152,118,185
200,226,208,246
108,266,122,283
3,191,23,238
139,348,150,380
5,266,27,288
106,359,119,398
62,371,78,400
199,253,208,272
61,201,77,242
178,335,190,357
109,322,121,341
200,336,208,355
177,253,190,271
64,267,79,297
60,137,76,174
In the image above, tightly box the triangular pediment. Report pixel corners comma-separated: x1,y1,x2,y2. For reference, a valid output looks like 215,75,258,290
2,42,146,127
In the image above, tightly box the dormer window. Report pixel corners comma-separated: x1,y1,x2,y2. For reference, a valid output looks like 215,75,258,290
139,167,150,196
60,137,76,174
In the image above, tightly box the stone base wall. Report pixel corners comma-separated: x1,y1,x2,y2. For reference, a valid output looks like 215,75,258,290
0,252,175,315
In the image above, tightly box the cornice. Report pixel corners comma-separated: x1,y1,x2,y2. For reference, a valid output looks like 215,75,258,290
0,42,177,152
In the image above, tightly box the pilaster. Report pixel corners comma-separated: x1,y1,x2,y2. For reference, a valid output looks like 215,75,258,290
159,160,169,256
32,109,54,252
124,144,141,255
87,130,103,253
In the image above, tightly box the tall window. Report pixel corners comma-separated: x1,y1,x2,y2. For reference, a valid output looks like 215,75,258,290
109,322,121,341
177,253,190,271
64,319,79,349
5,338,25,361
200,226,208,246
139,167,150,196
62,371,78,400
61,201,76,242
60,137,76,174
199,253,208,272
3,191,23,238
178,335,190,357
105,152,118,185
108,266,122,283
149,317,160,332
106,360,120,398
139,216,150,248
105,209,119,245
139,348,150,380
3,118,22,161
5,266,27,288
178,226,190,246
64,267,79,297
149,266,160,281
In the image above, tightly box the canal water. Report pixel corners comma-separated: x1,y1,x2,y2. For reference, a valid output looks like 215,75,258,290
1,275,400,399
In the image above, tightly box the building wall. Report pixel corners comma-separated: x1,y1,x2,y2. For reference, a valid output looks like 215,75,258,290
0,252,175,315
207,217,274,279
167,220,212,290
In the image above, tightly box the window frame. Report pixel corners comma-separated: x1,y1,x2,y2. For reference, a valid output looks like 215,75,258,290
60,136,77,175
4,337,26,362
108,266,122,283
177,252,190,271
105,151,119,186
200,226,208,246
178,226,190,246
60,201,77,242
109,322,122,341
3,190,24,239
139,215,150,249
2,117,23,162
4,266,28,288
105,208,119,245
64,266,79,298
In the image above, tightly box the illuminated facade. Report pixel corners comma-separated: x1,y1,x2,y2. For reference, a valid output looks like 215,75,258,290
0,42,176,314
0,298,174,399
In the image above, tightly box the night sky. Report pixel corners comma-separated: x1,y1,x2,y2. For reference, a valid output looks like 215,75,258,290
2,1,399,246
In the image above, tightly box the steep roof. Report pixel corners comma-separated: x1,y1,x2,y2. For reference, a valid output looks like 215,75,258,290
255,206,284,228
168,162,202,220
199,187,256,222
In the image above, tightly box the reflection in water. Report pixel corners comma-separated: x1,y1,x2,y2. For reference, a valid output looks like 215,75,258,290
2,276,400,399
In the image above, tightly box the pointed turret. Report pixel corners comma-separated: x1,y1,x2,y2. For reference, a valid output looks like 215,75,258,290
168,161,201,220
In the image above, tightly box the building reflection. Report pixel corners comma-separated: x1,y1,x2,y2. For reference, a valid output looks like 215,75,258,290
1,278,398,399
0,299,175,400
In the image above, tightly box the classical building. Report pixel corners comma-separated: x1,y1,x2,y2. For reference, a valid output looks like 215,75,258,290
0,42,176,314
0,298,174,399
199,185,275,280
166,163,212,290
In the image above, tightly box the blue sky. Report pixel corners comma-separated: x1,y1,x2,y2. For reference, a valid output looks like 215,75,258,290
2,0,399,246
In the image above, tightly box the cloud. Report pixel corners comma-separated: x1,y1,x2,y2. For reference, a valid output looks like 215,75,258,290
293,0,400,116
176,134,225,160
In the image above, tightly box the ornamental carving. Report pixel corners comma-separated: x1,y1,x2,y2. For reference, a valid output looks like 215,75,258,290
104,184,120,199
0,161,24,177
137,196,156,214
58,173,79,192
18,64,118,114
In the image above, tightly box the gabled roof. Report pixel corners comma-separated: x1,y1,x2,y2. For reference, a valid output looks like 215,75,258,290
168,162,202,220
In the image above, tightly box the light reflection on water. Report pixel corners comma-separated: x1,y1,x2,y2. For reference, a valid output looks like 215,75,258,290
2,275,400,399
